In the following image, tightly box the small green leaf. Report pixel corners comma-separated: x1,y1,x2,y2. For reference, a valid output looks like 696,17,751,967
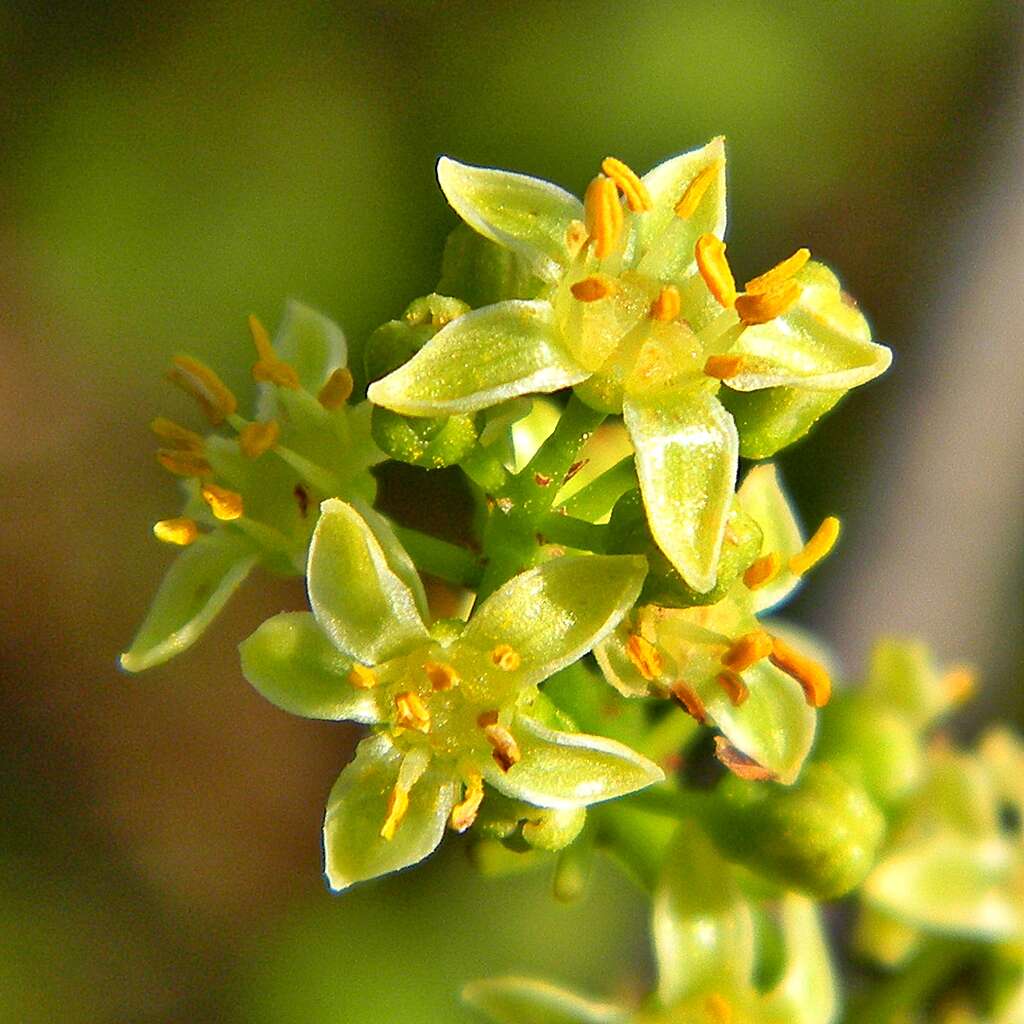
482,715,663,809
436,157,582,282
323,734,457,891
653,827,755,1006
368,300,588,417
120,530,259,672
307,499,428,665
463,977,628,1024
624,384,738,594
239,612,385,723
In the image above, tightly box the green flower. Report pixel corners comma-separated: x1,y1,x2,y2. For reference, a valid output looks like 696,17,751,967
465,828,837,1024
120,303,381,672
239,499,660,890
368,141,890,592
594,464,837,783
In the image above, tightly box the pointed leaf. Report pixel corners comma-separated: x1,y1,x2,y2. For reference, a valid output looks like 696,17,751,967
437,157,583,282
323,734,457,891
368,300,588,417
625,386,738,594
120,530,259,672
307,499,428,665
482,715,663,809
239,612,385,723
463,977,628,1024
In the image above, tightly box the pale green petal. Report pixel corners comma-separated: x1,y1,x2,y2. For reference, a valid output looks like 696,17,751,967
323,734,458,891
307,499,428,665
653,827,755,1005
482,716,663,809
624,386,738,594
368,300,588,417
463,977,628,1024
736,463,803,612
351,498,429,621
120,530,259,672
239,612,385,723
592,628,657,699
863,638,947,730
437,157,583,282
459,554,648,692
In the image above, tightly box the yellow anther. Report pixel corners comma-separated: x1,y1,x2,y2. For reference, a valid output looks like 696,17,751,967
490,644,521,672
670,680,707,724
239,419,280,458
942,665,976,705
152,517,199,546
570,274,616,303
395,690,431,733
626,634,663,681
721,630,773,673
600,156,652,212
649,285,681,322
150,417,204,452
425,660,459,692
157,449,213,479
705,992,734,1024
743,552,782,590
380,783,409,841
703,353,746,380
769,635,831,708
317,367,354,410
484,723,521,772
249,314,300,390
789,516,841,576
735,279,802,325
674,160,723,220
450,772,484,833
695,233,737,308
745,247,810,294
167,355,238,425
716,669,750,707
583,175,623,260
348,663,378,690
200,483,244,521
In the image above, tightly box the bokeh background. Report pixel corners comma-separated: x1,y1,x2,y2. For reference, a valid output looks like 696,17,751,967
2,1,1022,1020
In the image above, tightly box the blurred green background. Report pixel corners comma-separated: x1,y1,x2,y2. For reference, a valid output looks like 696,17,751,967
2,1,1021,1020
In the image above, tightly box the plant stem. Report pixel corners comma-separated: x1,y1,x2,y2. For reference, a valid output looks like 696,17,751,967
559,455,637,521
536,513,608,552
392,526,483,588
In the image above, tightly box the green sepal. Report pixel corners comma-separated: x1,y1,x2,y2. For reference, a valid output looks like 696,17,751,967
463,977,628,1024
120,530,259,672
438,222,545,308
720,385,844,459
370,404,478,469
239,611,385,723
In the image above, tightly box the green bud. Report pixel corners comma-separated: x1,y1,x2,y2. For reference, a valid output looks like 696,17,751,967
437,223,544,308
608,489,762,606
370,404,478,469
720,386,844,459
709,763,886,899
521,806,587,852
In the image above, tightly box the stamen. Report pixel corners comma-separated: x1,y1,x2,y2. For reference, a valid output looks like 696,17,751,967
600,157,652,212
248,314,300,390
200,483,244,521
769,635,831,707
490,644,521,672
317,367,354,410
153,518,199,546
941,665,976,704
476,709,499,728
150,417,204,452
570,274,616,302
743,552,781,590
745,247,810,294
565,219,588,257
695,234,737,308
670,680,707,724
156,449,213,478
674,161,722,220
167,355,238,425
649,285,681,322
348,664,378,689
705,992,734,1024
626,634,663,681
450,772,484,832
395,690,431,733
721,630,773,672
425,660,459,692
703,353,745,380
789,516,841,575
484,723,521,772
716,670,749,707
734,279,801,326
239,419,280,458
583,175,623,260
380,784,409,841
714,736,776,781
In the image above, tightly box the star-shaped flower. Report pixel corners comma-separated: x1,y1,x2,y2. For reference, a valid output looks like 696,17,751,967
368,141,891,593
239,499,661,890
120,302,381,671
